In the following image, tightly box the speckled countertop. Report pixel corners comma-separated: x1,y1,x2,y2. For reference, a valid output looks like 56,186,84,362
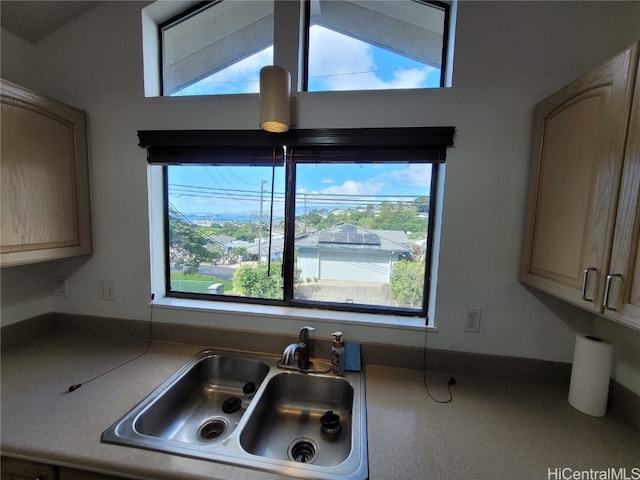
1,331,639,480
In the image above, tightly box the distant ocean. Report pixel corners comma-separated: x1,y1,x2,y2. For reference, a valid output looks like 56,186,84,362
185,213,284,223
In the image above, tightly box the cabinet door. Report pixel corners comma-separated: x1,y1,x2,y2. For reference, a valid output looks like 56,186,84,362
1,457,57,480
0,79,92,267
58,467,125,480
520,44,637,311
605,60,640,330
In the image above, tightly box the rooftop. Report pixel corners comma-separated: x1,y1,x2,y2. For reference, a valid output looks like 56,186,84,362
297,223,411,252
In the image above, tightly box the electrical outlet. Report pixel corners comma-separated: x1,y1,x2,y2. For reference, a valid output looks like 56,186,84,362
463,308,481,333
56,275,68,297
98,280,115,301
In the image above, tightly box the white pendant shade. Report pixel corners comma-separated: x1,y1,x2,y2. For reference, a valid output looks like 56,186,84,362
259,66,291,133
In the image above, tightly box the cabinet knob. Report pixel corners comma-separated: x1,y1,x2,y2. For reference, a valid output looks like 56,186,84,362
581,268,597,301
603,273,622,310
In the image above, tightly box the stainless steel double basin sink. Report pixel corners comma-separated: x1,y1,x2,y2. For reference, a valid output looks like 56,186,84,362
101,349,367,480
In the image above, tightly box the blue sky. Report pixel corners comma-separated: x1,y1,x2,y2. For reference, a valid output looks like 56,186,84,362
172,25,440,96
169,22,437,216
307,26,440,91
169,163,432,216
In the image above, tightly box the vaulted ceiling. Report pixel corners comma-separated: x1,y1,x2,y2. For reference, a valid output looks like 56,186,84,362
1,1,100,44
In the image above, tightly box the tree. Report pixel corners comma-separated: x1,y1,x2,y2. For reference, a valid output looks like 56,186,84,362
169,210,214,274
230,246,248,262
233,262,283,299
414,195,430,213
390,260,424,307
170,246,201,275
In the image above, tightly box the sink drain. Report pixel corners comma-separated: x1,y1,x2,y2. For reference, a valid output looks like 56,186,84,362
288,437,319,464
197,417,228,441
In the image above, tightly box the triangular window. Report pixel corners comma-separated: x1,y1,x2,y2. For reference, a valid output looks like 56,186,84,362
158,0,450,96
306,0,448,91
162,1,274,96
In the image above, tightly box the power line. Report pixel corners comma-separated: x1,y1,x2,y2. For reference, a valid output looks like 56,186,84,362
169,204,223,248
222,166,261,186
169,183,426,201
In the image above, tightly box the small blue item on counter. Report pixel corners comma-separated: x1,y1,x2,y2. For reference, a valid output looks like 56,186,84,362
330,331,346,376
345,342,361,371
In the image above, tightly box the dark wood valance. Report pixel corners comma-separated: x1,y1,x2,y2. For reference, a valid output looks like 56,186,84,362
138,127,456,165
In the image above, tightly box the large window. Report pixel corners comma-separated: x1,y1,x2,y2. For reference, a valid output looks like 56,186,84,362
292,162,433,309
167,163,286,298
141,128,454,318
158,0,450,96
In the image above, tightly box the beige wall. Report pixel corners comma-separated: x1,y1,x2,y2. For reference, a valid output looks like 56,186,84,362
2,1,639,393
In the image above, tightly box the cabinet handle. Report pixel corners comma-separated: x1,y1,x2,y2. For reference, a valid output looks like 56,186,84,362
581,268,597,301
603,273,622,310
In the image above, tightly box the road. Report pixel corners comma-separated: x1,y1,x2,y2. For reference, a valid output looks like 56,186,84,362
194,264,239,280
170,263,238,280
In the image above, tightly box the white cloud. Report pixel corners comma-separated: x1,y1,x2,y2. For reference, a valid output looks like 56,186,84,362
176,46,273,95
308,26,376,90
210,47,273,93
388,68,431,89
177,24,438,95
382,164,432,188
308,26,436,91
320,179,384,196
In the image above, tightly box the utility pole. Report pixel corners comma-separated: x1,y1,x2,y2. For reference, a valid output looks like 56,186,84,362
258,179,265,263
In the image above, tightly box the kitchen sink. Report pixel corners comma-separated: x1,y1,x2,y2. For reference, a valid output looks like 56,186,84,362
101,349,368,480
102,351,270,450
240,373,353,466
134,352,269,443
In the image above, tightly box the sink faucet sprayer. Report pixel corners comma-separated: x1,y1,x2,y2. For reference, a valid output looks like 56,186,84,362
280,326,315,370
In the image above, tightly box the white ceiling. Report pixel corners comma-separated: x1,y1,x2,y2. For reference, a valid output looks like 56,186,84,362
1,1,100,44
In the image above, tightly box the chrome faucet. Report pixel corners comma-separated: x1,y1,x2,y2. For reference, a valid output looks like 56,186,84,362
280,326,315,370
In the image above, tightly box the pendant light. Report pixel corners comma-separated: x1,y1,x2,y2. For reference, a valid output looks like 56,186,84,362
259,66,291,133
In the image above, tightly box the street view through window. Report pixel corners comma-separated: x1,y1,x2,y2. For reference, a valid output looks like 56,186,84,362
167,162,433,312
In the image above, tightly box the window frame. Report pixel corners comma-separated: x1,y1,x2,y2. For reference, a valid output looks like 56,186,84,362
301,0,451,92
159,0,275,96
157,0,452,96
158,1,215,97
140,127,455,318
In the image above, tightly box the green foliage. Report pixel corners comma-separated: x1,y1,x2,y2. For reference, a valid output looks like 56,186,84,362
297,200,428,235
169,210,214,274
215,221,282,242
414,195,430,213
233,262,283,299
230,246,248,260
390,260,424,307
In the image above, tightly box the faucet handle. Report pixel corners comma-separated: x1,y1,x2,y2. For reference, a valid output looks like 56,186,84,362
299,326,315,342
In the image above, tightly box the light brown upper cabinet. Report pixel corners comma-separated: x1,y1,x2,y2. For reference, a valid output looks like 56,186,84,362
1,79,92,267
520,41,640,331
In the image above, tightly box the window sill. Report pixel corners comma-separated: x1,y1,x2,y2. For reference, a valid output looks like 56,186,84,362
151,296,436,332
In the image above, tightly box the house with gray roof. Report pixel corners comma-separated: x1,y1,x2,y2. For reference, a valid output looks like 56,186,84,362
246,236,285,263
295,224,412,283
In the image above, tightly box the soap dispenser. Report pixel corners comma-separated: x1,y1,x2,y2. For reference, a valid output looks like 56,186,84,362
330,331,346,376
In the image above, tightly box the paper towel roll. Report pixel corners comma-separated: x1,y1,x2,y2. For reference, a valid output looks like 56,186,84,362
568,333,613,417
